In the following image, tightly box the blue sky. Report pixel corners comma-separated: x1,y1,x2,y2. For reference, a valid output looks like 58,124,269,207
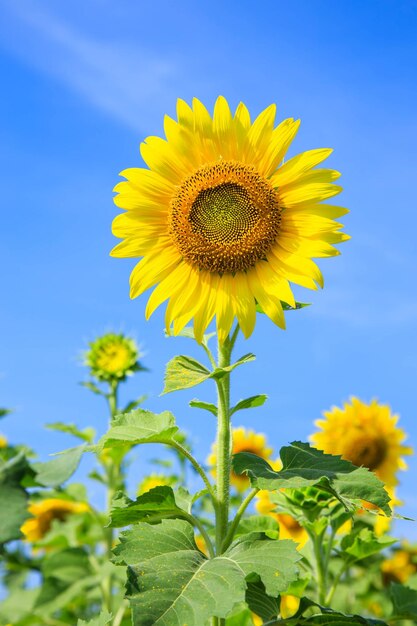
0,0,417,536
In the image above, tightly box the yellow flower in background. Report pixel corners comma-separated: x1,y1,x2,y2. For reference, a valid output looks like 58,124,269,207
112,96,348,342
381,545,417,585
280,595,301,618
21,499,89,541
85,332,140,382
208,427,273,491
310,397,412,486
255,489,309,549
137,474,175,495
0,433,7,448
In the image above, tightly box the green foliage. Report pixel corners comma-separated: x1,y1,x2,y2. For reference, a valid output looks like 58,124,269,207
162,353,255,394
189,398,218,416
33,445,85,487
114,519,247,625
46,422,96,443
0,452,31,542
230,394,268,415
78,611,113,626
108,486,191,527
341,528,396,562
233,442,391,513
97,409,178,449
390,583,417,620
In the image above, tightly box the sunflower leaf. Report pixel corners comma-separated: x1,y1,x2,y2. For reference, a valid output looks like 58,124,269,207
33,445,86,488
225,532,301,596
97,409,179,450
211,353,256,380
189,398,218,416
341,528,396,562
233,442,391,514
162,355,211,394
390,583,417,619
77,611,113,626
245,580,280,623
46,422,96,444
114,519,299,626
230,394,268,415
114,518,246,625
108,486,189,527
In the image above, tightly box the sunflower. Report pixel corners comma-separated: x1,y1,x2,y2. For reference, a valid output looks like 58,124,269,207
112,97,348,342
208,426,273,491
137,474,175,495
381,545,417,585
0,433,7,448
310,397,412,487
21,498,89,542
255,489,309,549
85,333,140,382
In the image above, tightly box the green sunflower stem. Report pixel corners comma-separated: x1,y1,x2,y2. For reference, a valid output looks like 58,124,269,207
215,335,233,556
105,379,120,617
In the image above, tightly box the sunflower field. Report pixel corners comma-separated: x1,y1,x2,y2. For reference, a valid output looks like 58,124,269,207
1,3,417,626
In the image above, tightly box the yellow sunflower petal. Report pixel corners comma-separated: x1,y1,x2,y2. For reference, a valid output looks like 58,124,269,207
271,148,333,187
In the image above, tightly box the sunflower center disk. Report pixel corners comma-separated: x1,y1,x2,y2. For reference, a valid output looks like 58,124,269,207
170,161,282,273
345,437,388,471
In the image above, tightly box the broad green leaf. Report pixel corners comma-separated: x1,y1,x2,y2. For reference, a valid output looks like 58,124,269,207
290,597,388,626
233,442,390,514
162,355,211,394
0,587,38,623
0,484,30,542
77,611,112,626
226,532,300,596
341,528,396,562
245,580,280,623
163,353,255,394
97,409,178,449
114,519,246,625
0,452,31,542
230,394,268,415
390,583,417,619
34,575,102,615
46,422,96,443
33,445,85,488
108,486,189,527
42,547,93,583
234,514,279,538
189,398,218,416
0,407,12,418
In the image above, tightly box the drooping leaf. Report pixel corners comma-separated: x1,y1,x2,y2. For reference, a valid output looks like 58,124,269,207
114,519,246,625
33,445,85,488
390,583,417,620
0,407,12,419
108,486,189,527
225,532,300,596
97,409,178,450
230,394,268,416
46,422,96,443
233,442,390,514
189,398,218,416
245,580,280,623
77,611,113,626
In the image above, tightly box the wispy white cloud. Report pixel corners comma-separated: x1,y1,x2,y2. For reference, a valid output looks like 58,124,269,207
0,1,179,132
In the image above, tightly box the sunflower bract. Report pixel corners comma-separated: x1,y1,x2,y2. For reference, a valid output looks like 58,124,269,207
112,96,349,342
